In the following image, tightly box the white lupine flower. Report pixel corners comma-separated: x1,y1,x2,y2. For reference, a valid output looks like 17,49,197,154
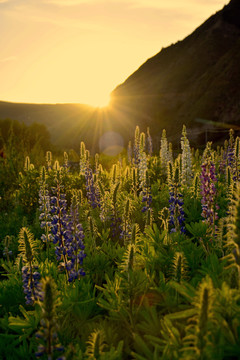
181,125,192,185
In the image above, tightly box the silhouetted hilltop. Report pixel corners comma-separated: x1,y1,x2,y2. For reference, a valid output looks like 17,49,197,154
110,0,240,144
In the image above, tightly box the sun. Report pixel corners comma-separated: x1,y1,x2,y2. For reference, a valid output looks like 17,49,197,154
86,93,111,108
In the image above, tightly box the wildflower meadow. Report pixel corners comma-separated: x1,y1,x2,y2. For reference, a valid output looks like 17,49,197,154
0,125,240,359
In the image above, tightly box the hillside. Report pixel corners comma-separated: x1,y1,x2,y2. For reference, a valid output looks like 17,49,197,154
110,0,240,145
0,102,102,151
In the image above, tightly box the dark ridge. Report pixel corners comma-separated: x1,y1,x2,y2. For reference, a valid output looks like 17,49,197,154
109,0,240,146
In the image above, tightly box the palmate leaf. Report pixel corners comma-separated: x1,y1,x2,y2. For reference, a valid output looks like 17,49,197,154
0,269,25,317
139,316,185,360
197,253,227,288
96,274,125,313
99,340,124,360
133,309,185,360
0,259,19,279
137,307,162,336
0,333,36,360
144,223,166,248
185,221,209,240
132,333,161,360
8,304,41,355
214,282,240,345
165,308,197,321
8,304,41,337
169,280,196,302
59,279,100,341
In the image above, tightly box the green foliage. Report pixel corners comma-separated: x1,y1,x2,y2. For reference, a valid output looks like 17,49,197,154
0,263,25,316
58,279,101,344
1,127,240,359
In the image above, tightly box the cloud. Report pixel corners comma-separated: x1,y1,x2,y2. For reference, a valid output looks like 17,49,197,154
0,56,16,62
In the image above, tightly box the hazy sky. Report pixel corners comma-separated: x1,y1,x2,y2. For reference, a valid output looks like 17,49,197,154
0,0,227,106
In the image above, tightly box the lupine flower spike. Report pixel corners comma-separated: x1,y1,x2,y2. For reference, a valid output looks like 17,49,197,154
64,193,86,282
46,151,52,171
134,126,140,166
181,125,192,185
35,277,65,359
200,143,219,229
3,235,13,262
225,183,240,286
168,162,185,233
141,170,152,213
18,227,41,305
50,169,69,276
39,166,52,258
85,165,100,209
80,141,87,175
160,129,169,176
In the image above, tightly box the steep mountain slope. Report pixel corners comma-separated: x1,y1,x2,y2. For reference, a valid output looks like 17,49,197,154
110,0,240,144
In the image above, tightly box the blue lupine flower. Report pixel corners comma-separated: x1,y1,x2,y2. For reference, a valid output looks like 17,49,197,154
39,168,52,257
85,166,100,209
22,265,42,305
168,167,185,234
50,179,69,273
134,126,140,166
60,194,86,282
200,159,218,225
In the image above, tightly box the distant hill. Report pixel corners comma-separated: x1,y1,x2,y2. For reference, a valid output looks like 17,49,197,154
0,102,102,152
1,0,240,151
110,0,240,145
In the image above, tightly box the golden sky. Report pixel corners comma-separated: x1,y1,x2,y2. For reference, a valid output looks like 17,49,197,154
0,0,227,107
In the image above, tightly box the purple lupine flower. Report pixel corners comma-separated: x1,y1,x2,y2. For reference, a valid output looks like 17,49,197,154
141,170,152,213
120,225,131,242
50,181,69,271
168,166,185,234
200,160,219,225
227,129,235,169
227,145,235,169
85,166,100,209
3,247,12,260
134,126,140,166
39,167,52,258
22,265,42,305
168,186,185,233
63,195,86,282
110,215,122,239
